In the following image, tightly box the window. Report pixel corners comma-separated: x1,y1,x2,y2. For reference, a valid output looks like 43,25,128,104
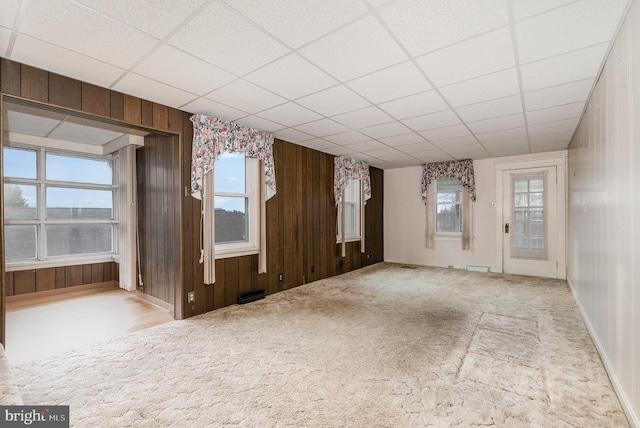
213,152,259,257
436,178,462,234
3,145,118,265
512,173,546,257
337,178,361,242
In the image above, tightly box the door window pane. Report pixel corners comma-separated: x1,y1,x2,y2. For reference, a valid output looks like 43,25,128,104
214,152,246,193
46,153,112,185
511,173,547,259
5,226,37,260
4,184,37,220
46,187,113,220
47,225,113,257
3,147,37,179
214,196,247,244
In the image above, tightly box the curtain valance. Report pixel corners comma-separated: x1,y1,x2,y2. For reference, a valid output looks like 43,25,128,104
334,156,372,205
421,159,476,203
190,113,276,200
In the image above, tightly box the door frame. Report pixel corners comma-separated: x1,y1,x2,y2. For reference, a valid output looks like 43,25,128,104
495,155,567,279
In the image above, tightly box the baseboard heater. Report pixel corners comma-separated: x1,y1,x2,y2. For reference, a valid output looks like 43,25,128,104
238,289,266,304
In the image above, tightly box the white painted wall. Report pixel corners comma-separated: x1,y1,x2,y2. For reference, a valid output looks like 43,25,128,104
567,1,640,425
384,151,566,272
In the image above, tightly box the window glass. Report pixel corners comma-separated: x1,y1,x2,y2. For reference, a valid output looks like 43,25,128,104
436,179,462,233
338,178,361,241
214,152,245,193
4,184,37,220
3,147,37,179
214,196,248,244
46,187,113,220
47,225,113,257
46,153,112,185
4,226,37,260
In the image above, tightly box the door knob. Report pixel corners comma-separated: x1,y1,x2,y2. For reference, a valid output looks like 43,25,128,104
505,223,510,233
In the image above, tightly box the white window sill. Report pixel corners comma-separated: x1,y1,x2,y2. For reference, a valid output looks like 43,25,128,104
5,254,118,272
214,245,259,260
336,236,361,244
433,234,462,242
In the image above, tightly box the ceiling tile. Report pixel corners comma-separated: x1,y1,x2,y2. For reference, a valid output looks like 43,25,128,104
524,79,594,111
135,45,236,95
50,122,124,144
521,43,608,92
347,61,432,104
1,26,13,57
398,142,439,154
378,0,508,56
432,135,479,148
419,124,471,141
206,80,287,114
516,0,628,63
454,95,523,122
528,118,579,136
359,122,412,139
526,102,585,125
0,0,20,28
475,127,528,143
482,138,530,149
76,0,207,39
169,2,288,75
324,131,370,145
363,147,402,157
416,27,515,87
487,146,531,157
10,34,126,88
511,0,575,20
378,91,449,120
296,85,370,116
180,98,248,121
273,128,314,143
401,109,461,132
332,106,394,129
257,102,323,127
380,157,422,167
246,54,337,100
417,153,454,163
294,118,350,136
6,111,60,136
323,145,357,156
345,141,389,152
467,113,525,134
223,0,368,48
378,133,428,147
440,68,520,108
299,16,407,81
296,139,337,151
369,159,400,169
20,0,158,69
531,142,569,153
233,115,287,133
349,152,375,161
113,73,197,108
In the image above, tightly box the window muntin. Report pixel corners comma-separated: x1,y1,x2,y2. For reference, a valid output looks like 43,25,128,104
512,175,547,257
3,144,118,265
337,178,361,242
436,178,462,234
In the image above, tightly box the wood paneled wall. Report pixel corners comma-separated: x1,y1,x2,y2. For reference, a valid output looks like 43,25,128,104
0,59,384,335
5,262,118,296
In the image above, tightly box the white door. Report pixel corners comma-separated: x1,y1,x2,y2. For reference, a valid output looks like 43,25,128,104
502,167,559,278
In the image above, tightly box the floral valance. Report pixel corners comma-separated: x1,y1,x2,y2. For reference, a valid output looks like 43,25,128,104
191,113,276,200
334,156,372,205
421,159,476,203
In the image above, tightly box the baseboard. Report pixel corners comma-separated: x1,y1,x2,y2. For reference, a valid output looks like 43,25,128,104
567,277,639,428
6,281,118,304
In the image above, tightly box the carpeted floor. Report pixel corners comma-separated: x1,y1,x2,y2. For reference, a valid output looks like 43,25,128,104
12,263,629,427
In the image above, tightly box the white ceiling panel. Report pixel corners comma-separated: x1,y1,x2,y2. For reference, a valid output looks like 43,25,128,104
273,128,314,143
324,131,370,145
516,0,628,64
347,61,432,104
169,2,288,75
511,0,575,21
234,115,287,133
526,102,585,125
299,16,407,81
440,69,521,108
378,91,449,120
476,127,528,143
294,118,350,136
528,119,579,136
401,109,461,132
1,26,13,58
246,54,337,100
224,0,368,48
323,145,357,156
420,124,471,141
467,113,526,134
482,138,530,150
76,0,207,39
50,122,124,145
363,147,402,157
378,133,428,148
296,139,337,151
181,98,248,121
454,95,523,123
206,80,287,114
431,135,479,148
360,122,412,139
524,79,594,111
135,45,236,95
417,27,516,87
416,153,454,163
113,73,197,109
344,140,388,152
531,141,570,152
332,106,394,129
20,0,158,69
521,43,608,92
296,85,370,117
6,111,60,136
379,0,509,56
257,103,323,127
0,0,20,28
398,142,439,154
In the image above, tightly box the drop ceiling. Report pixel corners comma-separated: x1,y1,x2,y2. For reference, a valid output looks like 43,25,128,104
0,0,632,169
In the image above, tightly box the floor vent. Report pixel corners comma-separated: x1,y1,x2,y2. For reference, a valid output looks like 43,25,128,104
466,265,490,273
400,265,417,269
238,289,266,304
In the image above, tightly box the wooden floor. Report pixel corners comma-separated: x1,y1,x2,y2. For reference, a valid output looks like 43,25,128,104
5,286,174,366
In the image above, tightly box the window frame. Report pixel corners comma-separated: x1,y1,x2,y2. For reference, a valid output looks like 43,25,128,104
213,153,260,259
336,178,362,243
435,178,463,237
3,143,119,270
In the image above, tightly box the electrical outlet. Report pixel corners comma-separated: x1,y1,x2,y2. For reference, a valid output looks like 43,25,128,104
187,291,195,303
278,274,283,281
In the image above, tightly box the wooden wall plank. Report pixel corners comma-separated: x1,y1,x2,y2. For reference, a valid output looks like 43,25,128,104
49,73,81,110
238,256,253,296
81,82,110,117
110,91,124,120
66,265,83,287
213,260,225,310
55,267,66,289
141,100,153,127
14,271,36,295
91,263,104,283
0,58,21,95
82,265,92,284
152,103,168,131
103,262,113,281
36,268,55,292
5,272,14,297
20,64,48,102
123,95,142,125
168,108,182,133
224,258,239,307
